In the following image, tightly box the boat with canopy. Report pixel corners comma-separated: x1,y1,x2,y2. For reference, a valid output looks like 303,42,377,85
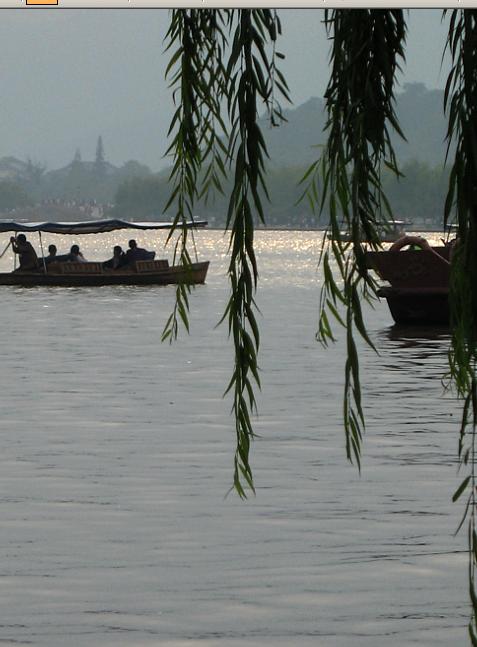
0,218,209,287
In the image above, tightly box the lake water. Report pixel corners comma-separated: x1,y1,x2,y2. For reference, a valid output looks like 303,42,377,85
0,229,468,646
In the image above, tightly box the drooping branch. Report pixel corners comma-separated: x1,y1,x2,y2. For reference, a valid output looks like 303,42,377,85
316,9,407,467
163,10,228,341
221,9,289,496
164,10,288,495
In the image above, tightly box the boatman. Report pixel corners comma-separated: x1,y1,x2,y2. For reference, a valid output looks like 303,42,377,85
10,234,39,271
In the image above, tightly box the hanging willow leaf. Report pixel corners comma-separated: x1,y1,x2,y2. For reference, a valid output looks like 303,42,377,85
453,476,472,503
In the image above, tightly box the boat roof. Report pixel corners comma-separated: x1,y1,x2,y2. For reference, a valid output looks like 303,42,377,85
0,218,207,235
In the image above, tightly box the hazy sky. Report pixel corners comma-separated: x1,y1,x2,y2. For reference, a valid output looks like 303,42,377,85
0,9,450,171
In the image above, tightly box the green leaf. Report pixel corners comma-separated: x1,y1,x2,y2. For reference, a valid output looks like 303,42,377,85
453,476,471,503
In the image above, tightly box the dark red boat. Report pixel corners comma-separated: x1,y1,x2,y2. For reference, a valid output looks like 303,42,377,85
366,241,451,325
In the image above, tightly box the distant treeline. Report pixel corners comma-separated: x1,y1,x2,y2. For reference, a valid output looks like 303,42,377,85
111,160,452,229
0,156,451,229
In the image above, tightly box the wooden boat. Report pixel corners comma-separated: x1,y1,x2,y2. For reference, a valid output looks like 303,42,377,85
0,218,209,287
366,240,451,325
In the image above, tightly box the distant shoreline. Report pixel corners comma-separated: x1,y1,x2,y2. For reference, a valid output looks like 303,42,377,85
205,226,446,234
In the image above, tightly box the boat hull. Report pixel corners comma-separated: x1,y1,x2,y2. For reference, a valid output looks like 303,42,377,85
367,248,451,325
0,261,209,287
377,286,449,325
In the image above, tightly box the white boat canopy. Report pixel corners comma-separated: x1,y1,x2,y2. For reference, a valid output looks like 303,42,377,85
0,218,207,235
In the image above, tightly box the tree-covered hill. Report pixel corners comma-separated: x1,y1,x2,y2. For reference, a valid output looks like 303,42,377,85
262,82,449,168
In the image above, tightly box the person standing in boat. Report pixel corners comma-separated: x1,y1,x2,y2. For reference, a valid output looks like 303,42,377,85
67,244,87,263
10,234,39,271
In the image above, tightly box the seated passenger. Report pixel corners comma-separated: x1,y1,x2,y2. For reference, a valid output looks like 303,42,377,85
39,244,70,267
10,234,39,271
44,244,58,264
124,239,155,264
103,245,127,270
67,244,88,263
